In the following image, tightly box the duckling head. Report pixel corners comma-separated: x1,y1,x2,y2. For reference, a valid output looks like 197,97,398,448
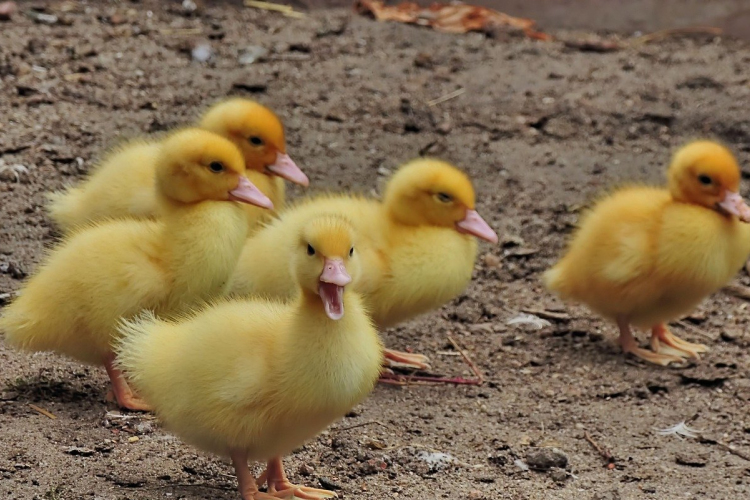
293,215,359,320
199,98,308,186
155,128,274,209
383,158,499,243
668,140,750,222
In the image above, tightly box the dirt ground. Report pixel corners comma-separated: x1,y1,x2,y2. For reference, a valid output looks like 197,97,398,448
2,1,750,499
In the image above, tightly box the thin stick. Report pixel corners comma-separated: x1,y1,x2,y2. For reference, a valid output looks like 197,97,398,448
28,403,57,420
717,442,750,462
447,334,484,385
584,431,615,468
631,26,723,46
675,320,715,341
521,308,571,321
427,88,465,107
244,0,306,18
724,284,750,301
333,420,390,433
158,28,203,36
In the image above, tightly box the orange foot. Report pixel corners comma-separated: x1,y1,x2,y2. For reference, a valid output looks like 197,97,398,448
383,348,430,370
104,355,152,412
265,457,337,499
231,452,280,500
650,323,709,360
616,317,683,366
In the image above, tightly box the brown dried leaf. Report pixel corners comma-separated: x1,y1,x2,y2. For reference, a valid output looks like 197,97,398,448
354,0,549,40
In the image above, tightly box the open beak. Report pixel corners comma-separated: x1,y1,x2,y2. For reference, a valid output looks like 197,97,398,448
266,152,309,187
318,258,351,321
456,209,499,243
718,190,750,222
228,176,274,209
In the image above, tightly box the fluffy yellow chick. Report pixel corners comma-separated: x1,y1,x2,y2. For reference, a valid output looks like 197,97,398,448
230,158,498,372
47,98,306,233
116,215,382,500
544,140,750,366
0,129,273,411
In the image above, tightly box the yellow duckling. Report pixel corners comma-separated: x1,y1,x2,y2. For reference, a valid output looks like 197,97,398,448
544,140,750,366
47,98,306,233
1,129,272,410
230,158,498,371
116,215,382,500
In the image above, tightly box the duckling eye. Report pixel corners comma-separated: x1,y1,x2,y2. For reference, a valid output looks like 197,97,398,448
248,136,264,146
208,161,225,173
307,244,315,256
349,247,354,257
436,192,453,203
698,174,713,186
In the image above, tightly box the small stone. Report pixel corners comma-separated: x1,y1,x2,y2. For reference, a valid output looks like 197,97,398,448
376,166,391,176
238,46,268,65
0,1,17,21
468,490,484,500
550,468,569,482
298,463,314,476
127,436,139,443
232,79,268,94
66,446,95,457
675,452,707,467
414,52,433,68
525,447,568,470
483,253,501,269
318,477,342,490
108,13,126,25
720,330,741,342
191,42,213,62
592,491,621,500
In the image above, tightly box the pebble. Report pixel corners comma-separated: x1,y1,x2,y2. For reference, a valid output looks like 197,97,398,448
0,1,17,21
127,436,139,443
675,452,707,467
525,447,568,470
191,42,213,62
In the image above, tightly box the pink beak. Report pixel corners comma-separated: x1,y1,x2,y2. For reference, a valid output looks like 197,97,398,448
320,258,351,286
456,209,499,243
718,191,750,222
228,176,274,209
318,258,351,321
266,152,309,187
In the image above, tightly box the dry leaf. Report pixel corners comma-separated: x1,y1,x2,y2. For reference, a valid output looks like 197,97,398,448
355,0,549,40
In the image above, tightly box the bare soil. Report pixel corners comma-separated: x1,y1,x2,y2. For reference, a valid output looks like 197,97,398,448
2,1,750,499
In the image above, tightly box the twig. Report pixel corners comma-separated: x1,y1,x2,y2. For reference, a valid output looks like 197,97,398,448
630,26,723,46
717,442,750,462
447,334,484,385
584,431,615,469
427,88,465,107
675,320,715,341
521,308,571,321
28,403,57,420
244,0,306,18
723,283,750,301
158,28,203,36
379,374,483,386
333,420,391,433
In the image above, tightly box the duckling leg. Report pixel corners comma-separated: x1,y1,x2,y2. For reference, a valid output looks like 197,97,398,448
383,348,431,370
231,451,277,500
650,323,709,360
103,355,152,412
616,317,683,366
265,456,337,499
